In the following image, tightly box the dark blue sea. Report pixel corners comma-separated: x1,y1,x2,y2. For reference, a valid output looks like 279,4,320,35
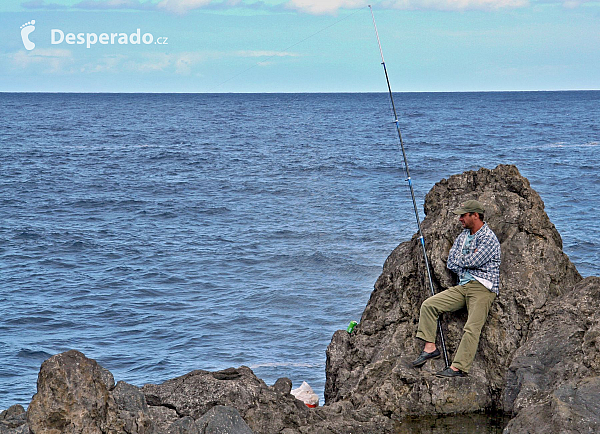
1,91,598,410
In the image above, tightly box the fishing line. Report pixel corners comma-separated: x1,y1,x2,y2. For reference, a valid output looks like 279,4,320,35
368,5,449,368
208,7,364,92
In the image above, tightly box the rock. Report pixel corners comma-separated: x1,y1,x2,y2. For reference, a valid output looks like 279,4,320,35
148,405,179,433
19,349,393,433
0,405,27,433
271,378,293,395
1,405,25,422
112,381,154,433
395,412,511,433
299,401,397,433
325,164,582,419
27,349,124,433
195,406,253,434
503,277,600,433
166,416,199,434
142,366,312,433
142,367,395,433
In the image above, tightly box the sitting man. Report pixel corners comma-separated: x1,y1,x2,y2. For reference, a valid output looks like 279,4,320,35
411,200,501,377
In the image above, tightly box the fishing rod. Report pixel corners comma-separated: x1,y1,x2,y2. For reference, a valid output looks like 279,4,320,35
368,5,449,368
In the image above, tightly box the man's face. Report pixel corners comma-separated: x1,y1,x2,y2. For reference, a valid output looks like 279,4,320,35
458,212,476,229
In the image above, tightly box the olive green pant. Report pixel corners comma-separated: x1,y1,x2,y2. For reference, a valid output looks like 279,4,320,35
415,280,496,373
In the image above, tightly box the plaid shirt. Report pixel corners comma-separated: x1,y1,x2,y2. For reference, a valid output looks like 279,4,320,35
447,223,501,294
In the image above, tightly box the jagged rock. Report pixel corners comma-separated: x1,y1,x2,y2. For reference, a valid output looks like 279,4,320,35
271,378,292,395
325,164,582,419
142,367,312,433
112,381,155,433
166,416,199,434
0,405,27,433
27,349,124,433
503,276,600,433
162,406,254,434
148,406,179,433
0,426,29,434
17,349,395,434
299,401,396,433
395,412,511,433
195,406,253,434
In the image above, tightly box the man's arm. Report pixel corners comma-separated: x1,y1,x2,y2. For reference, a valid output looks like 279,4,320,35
446,234,463,273
456,234,500,269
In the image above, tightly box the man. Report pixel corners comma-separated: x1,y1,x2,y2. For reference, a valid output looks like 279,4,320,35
411,200,501,378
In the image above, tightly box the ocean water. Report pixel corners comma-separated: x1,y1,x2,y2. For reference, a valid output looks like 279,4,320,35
0,91,598,411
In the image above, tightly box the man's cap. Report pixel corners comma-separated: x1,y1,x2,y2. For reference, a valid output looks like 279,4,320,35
452,200,485,215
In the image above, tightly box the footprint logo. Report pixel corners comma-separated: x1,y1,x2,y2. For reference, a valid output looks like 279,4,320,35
20,20,36,51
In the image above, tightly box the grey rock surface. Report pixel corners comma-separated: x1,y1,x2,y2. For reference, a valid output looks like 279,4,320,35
0,405,27,434
166,416,199,434
112,381,154,434
142,366,311,433
195,406,253,434
503,276,600,433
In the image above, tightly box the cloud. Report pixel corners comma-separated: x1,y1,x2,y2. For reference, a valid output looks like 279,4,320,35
285,0,367,14
80,54,128,72
236,50,300,57
234,50,300,66
74,0,157,10
173,52,206,73
17,50,209,75
21,0,68,9
9,48,73,72
8,48,211,76
22,0,161,10
285,0,593,13
381,0,529,10
20,0,591,14
547,0,594,8
127,53,173,71
156,0,212,14
121,52,207,74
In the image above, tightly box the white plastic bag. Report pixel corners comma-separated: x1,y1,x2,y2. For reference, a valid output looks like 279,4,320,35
291,381,319,408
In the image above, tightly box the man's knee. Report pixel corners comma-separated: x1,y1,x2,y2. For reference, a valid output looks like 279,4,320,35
463,315,487,337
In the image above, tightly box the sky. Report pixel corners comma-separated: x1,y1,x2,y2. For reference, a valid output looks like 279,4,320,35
1,0,599,92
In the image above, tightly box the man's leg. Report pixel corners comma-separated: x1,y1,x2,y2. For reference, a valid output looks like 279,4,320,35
412,285,466,367
450,281,496,373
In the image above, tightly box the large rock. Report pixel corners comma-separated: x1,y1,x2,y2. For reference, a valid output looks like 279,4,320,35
325,164,582,419
142,366,310,433
27,349,123,434
25,350,160,434
503,276,600,433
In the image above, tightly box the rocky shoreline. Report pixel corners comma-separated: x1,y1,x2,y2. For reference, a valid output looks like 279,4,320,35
3,164,599,433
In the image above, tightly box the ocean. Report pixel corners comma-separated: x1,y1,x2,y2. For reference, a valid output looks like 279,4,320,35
1,91,598,412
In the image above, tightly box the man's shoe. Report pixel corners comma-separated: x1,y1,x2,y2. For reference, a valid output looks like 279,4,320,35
435,367,466,378
411,348,441,367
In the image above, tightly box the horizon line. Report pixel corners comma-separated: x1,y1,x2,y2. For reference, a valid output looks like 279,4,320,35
1,89,599,94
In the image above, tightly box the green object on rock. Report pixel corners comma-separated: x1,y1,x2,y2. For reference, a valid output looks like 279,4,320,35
347,321,357,334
